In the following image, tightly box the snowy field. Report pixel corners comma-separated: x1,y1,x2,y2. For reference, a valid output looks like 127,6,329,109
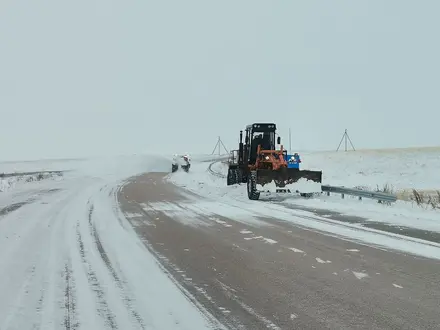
301,147,440,194
0,154,227,330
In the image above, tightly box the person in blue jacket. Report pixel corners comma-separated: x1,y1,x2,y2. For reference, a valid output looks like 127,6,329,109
287,153,301,168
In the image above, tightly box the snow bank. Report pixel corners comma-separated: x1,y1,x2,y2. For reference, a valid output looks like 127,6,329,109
0,172,63,193
0,179,10,192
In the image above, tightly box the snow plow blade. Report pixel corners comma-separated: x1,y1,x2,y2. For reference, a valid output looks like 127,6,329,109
255,168,322,195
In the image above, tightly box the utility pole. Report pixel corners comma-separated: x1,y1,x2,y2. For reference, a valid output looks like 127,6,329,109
211,136,228,155
336,129,356,151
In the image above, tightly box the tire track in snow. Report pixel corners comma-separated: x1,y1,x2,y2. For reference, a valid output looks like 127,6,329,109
64,263,79,330
0,189,61,218
76,221,118,329
0,201,30,217
0,189,76,330
87,203,147,330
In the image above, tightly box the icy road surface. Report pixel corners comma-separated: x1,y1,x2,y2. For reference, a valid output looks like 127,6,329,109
122,170,440,329
0,155,226,330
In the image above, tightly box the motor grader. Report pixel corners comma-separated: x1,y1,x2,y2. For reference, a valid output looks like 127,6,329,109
227,123,322,200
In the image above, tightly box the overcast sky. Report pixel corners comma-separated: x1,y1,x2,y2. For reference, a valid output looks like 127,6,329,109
1,1,439,161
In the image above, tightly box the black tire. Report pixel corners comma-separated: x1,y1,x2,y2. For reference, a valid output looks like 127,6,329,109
235,169,243,184
247,171,260,200
172,164,178,173
241,172,248,183
227,168,236,186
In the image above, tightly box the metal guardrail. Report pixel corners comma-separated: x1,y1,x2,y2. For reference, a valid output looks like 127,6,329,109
321,185,397,202
207,161,397,203
208,162,226,178
198,154,229,163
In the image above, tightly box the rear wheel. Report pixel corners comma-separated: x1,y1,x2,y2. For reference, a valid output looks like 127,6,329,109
241,170,248,183
227,168,236,186
235,169,243,184
247,171,260,200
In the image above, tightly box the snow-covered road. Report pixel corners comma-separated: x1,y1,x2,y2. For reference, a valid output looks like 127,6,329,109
0,156,226,330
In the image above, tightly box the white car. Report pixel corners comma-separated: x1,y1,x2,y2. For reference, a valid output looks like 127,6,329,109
171,154,191,173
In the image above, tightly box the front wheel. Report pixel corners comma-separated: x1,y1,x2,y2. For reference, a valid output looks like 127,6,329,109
227,168,236,186
247,171,260,200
